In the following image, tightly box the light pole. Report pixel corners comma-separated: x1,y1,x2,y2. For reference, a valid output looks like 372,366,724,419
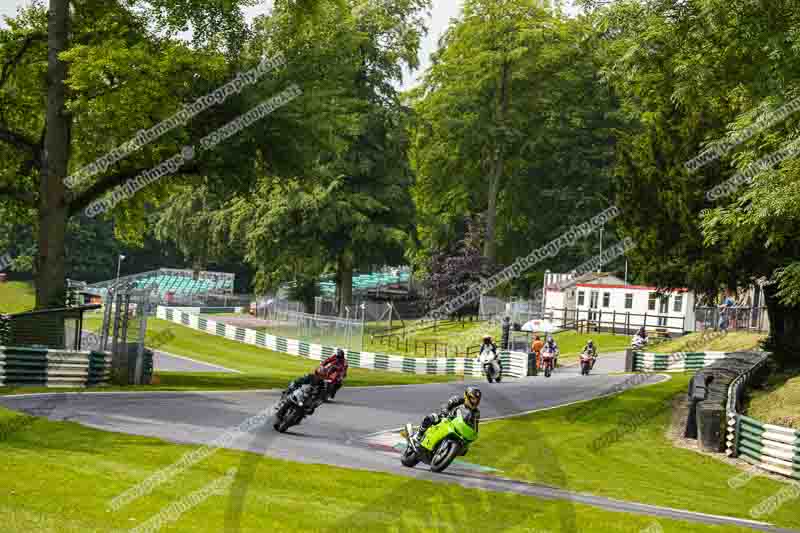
115,254,126,288
598,227,604,273
542,269,550,314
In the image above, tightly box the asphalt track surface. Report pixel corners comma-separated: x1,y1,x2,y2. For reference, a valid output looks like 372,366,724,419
2,353,797,532
152,350,240,373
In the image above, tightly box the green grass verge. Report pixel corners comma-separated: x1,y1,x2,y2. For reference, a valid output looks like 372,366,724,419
655,331,765,353
467,375,800,529
0,405,753,532
0,281,35,314
747,368,800,429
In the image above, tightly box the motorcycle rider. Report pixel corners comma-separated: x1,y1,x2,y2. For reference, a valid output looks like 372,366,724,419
411,387,482,447
320,348,348,399
479,334,502,381
543,335,559,367
632,326,648,348
581,338,598,369
285,368,328,414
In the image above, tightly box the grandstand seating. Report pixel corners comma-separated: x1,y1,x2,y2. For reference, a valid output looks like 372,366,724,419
317,270,410,297
88,269,234,299
132,274,233,297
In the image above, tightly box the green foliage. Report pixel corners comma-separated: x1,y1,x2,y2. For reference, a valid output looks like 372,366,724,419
409,0,622,282
597,0,800,300
170,0,431,296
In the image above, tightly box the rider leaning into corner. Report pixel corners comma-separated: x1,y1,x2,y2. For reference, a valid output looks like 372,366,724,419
320,348,348,399
412,386,482,447
285,368,328,413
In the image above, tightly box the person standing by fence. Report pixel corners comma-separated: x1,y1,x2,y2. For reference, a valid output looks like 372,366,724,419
719,291,735,331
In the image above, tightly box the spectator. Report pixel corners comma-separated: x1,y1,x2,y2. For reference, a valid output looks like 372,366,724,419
719,291,735,331
532,335,544,369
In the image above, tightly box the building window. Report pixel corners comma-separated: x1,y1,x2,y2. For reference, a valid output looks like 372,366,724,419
577,291,585,306
625,293,633,309
602,292,610,308
648,293,657,311
674,294,683,313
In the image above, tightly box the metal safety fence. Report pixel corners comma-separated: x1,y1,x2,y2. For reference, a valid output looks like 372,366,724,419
695,305,769,332
724,354,798,480
238,307,363,352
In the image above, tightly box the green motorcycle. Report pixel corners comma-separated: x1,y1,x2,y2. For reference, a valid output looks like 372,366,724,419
400,410,478,473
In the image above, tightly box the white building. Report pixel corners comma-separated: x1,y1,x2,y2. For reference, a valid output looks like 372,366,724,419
543,272,697,334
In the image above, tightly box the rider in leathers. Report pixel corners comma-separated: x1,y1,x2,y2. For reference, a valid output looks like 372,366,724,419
285,369,328,414
479,335,502,377
412,387,482,447
320,348,348,399
581,339,598,369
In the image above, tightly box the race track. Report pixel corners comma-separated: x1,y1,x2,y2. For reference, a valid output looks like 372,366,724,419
1,354,795,532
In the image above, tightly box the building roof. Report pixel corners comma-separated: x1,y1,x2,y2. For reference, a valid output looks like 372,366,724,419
547,272,625,291
576,283,690,293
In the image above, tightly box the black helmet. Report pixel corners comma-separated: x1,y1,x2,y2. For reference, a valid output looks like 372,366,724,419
464,386,482,409
336,348,345,359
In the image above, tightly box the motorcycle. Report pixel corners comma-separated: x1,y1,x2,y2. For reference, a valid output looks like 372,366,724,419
580,351,594,376
541,349,556,378
399,409,479,473
479,351,502,383
273,384,322,433
320,363,346,402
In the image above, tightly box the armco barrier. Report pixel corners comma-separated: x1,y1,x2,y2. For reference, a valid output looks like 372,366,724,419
725,354,799,480
732,415,800,480
0,346,112,387
157,306,529,378
630,350,730,372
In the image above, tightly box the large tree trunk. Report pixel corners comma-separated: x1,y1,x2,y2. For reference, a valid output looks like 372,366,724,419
483,61,511,263
36,0,71,309
763,282,800,367
337,251,353,318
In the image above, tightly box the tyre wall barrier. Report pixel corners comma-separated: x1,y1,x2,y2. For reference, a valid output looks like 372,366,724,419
631,350,731,372
725,354,799,480
0,346,112,387
156,306,530,378
687,352,769,453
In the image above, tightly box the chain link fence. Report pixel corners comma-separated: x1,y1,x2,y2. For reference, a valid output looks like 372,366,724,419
256,308,364,352
479,295,544,326
694,306,769,332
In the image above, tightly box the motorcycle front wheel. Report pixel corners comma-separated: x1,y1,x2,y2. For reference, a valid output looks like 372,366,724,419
430,439,461,473
400,444,420,468
274,406,299,433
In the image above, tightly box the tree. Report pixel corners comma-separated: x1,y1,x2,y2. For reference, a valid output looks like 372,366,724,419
0,0,334,308
164,0,429,314
409,3,622,295
424,214,497,317
410,0,574,264
589,0,800,359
